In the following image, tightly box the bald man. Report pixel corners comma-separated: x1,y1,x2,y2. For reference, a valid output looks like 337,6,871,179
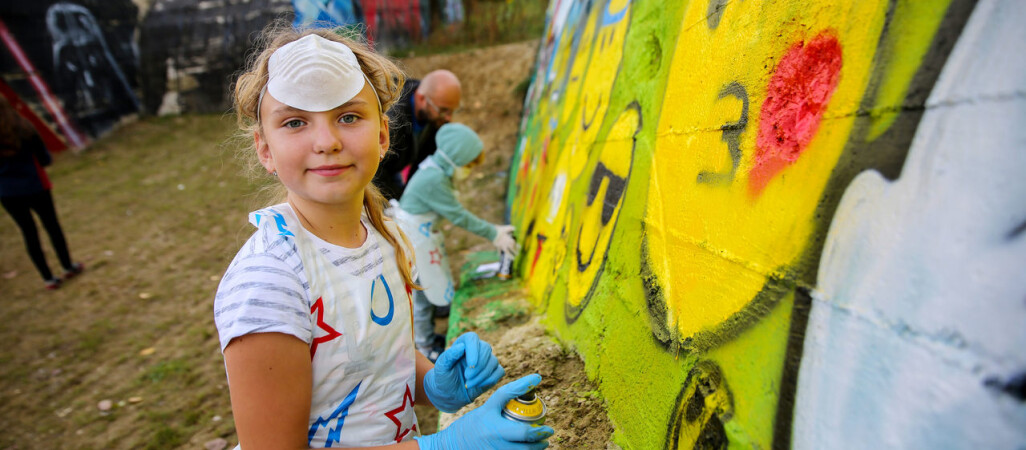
375,69,462,199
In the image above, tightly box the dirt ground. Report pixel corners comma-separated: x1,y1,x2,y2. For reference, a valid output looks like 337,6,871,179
437,279,615,449
0,39,614,448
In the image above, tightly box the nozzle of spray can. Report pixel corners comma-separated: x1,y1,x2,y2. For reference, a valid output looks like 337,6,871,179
502,389,546,425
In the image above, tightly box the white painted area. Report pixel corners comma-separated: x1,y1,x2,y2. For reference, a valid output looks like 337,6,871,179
547,173,567,224
443,0,465,24
794,0,1026,448
158,57,181,116
158,91,181,116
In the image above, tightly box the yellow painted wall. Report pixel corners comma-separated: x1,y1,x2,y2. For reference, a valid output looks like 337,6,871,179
508,0,979,447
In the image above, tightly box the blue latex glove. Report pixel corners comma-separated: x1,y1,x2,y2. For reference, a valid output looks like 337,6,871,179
415,374,554,450
424,332,505,413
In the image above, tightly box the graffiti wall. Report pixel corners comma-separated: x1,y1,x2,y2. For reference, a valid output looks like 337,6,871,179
508,0,1026,448
1,1,141,146
140,0,458,114
2,0,464,144
137,0,294,115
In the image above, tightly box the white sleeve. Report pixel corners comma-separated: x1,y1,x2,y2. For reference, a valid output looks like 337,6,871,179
213,252,312,352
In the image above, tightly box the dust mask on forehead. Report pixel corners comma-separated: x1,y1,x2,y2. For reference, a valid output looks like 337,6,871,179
259,34,381,118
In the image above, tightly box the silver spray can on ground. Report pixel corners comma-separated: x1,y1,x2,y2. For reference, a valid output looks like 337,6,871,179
502,390,546,425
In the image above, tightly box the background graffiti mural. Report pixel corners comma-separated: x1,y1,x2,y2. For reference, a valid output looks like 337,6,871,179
139,0,460,115
508,0,1025,448
1,1,139,144
138,0,293,115
47,3,140,132
292,0,438,49
2,0,466,145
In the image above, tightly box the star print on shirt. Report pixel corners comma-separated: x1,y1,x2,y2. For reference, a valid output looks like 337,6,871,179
310,297,342,359
429,249,441,265
384,384,417,443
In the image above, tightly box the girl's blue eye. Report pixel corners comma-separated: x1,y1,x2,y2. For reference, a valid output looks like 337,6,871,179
340,114,358,124
285,119,304,129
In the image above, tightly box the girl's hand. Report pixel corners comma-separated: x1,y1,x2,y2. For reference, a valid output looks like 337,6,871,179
415,374,554,450
423,332,505,413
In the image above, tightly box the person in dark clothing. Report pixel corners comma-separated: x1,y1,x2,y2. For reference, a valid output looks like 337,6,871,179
0,97,83,290
373,69,462,199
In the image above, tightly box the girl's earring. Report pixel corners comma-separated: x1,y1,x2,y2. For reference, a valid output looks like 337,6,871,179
379,153,385,161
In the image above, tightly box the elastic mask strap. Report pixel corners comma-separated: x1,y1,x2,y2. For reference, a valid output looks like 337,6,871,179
362,72,383,114
435,149,458,171
256,85,267,123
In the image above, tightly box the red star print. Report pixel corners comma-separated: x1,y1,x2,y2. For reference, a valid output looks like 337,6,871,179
310,297,342,359
429,249,441,265
384,384,417,443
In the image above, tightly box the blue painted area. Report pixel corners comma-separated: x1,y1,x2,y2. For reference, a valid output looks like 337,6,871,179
443,0,465,23
601,0,631,26
308,381,362,446
370,274,395,326
293,0,360,29
419,221,432,237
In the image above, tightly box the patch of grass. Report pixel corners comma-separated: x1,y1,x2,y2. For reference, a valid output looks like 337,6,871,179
146,424,186,449
77,319,115,356
142,359,190,384
514,74,532,103
477,299,528,328
391,0,548,57
183,409,202,427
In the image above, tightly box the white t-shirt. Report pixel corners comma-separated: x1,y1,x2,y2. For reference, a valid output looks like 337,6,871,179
214,203,419,447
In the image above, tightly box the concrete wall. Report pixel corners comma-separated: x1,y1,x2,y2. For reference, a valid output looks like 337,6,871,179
508,0,1026,448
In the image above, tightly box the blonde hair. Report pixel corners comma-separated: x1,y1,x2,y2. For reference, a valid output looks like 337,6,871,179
232,21,419,289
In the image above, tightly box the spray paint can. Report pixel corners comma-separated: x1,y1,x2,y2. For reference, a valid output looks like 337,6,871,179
502,390,546,425
497,248,515,280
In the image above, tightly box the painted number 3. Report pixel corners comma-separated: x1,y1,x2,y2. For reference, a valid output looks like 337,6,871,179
697,81,749,186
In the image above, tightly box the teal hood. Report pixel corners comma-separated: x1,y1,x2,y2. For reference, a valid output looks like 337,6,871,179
430,123,483,176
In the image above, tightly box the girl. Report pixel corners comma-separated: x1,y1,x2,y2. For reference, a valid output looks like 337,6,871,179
0,96,83,290
393,123,517,361
214,25,553,449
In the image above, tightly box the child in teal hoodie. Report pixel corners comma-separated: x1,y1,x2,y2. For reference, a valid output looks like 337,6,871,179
394,123,516,361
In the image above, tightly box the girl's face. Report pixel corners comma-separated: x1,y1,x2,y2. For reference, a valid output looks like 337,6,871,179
255,82,388,208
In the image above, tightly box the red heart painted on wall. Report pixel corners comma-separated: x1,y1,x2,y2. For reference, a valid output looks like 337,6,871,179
749,31,843,197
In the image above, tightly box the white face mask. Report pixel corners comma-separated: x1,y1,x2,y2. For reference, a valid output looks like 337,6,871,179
453,166,471,181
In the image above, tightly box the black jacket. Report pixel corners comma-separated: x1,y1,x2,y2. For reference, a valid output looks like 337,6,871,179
374,79,438,200
0,133,52,198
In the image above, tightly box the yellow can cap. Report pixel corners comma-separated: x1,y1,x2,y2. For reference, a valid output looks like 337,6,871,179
503,393,545,422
